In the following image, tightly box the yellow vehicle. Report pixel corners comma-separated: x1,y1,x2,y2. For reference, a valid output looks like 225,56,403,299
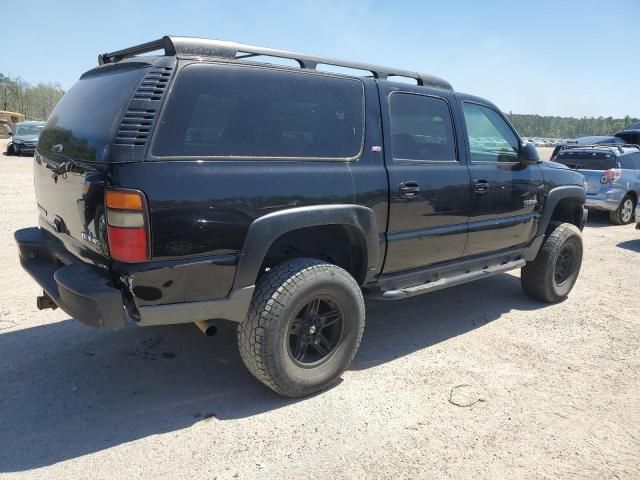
0,111,25,138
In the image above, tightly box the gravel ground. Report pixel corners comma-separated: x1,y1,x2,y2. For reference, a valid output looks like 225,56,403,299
1,141,639,479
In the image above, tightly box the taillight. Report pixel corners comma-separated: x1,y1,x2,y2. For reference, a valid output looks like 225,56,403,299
601,169,622,184
105,189,150,263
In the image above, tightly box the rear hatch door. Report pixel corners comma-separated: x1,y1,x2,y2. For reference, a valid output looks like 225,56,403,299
35,63,151,265
554,149,619,194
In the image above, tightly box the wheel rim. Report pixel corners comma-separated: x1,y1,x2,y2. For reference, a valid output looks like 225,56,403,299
554,244,576,286
621,199,633,223
287,296,344,367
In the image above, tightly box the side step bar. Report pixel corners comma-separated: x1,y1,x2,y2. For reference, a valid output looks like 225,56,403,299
376,259,526,300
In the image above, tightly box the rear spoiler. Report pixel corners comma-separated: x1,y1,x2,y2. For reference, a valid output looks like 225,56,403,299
554,143,640,156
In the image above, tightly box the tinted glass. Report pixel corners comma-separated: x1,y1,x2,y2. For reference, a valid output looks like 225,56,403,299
38,65,147,162
153,64,364,158
462,103,519,162
555,150,618,170
389,93,455,161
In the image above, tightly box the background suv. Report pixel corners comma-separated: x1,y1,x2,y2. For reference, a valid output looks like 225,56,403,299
554,145,640,224
6,121,46,156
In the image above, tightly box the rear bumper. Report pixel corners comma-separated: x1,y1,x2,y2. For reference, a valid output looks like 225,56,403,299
15,227,254,329
15,227,127,329
585,190,624,211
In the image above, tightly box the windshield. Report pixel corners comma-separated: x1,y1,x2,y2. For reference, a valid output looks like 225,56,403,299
555,150,618,170
15,124,44,136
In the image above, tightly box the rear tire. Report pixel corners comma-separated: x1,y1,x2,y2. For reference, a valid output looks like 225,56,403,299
237,257,365,397
521,222,583,303
609,195,635,225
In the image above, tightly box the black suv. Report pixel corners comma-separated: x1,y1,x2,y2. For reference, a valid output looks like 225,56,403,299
15,36,588,397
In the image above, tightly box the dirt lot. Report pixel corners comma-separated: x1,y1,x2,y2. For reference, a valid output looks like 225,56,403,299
1,140,639,479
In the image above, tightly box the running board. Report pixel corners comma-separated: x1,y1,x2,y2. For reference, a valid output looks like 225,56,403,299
376,259,526,300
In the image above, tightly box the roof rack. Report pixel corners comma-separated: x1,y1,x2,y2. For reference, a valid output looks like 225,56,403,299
98,35,453,91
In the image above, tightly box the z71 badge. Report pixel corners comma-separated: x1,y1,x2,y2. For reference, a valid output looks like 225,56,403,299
523,198,538,207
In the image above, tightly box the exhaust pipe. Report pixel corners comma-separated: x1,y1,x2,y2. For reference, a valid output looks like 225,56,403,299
36,292,58,310
194,320,218,337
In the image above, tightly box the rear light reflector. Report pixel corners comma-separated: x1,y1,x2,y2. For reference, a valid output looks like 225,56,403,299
105,188,150,263
602,168,622,184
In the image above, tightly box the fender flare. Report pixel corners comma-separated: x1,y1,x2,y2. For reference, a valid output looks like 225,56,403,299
233,205,380,289
537,185,586,236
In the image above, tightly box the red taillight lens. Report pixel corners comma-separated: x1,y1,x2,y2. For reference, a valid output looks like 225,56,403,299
107,226,149,262
105,189,150,263
602,168,622,184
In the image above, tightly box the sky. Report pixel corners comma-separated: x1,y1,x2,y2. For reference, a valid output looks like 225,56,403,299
4,0,639,118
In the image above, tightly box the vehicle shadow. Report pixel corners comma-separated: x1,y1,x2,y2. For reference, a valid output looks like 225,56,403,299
617,239,640,252
585,210,615,228
0,273,542,472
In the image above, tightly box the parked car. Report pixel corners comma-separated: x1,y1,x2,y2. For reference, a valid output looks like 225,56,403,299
15,36,588,397
551,135,627,160
553,144,640,224
6,121,46,156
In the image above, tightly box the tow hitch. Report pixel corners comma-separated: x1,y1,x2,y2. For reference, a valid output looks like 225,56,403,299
36,292,58,310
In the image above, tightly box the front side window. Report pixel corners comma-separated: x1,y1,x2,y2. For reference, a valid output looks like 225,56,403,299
462,103,519,162
389,93,456,161
153,63,364,159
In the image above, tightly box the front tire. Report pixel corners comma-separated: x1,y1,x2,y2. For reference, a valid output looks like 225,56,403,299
521,223,583,303
5,144,15,156
609,195,635,225
237,257,365,397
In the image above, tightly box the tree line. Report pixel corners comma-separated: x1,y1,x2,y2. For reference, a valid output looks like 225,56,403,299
506,113,639,139
0,72,65,121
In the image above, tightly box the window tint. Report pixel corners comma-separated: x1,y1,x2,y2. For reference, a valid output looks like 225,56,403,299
555,151,618,171
462,103,519,162
39,65,147,162
153,64,364,159
389,93,455,161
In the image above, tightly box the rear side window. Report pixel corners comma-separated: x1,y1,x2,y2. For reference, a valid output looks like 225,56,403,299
389,93,456,161
555,150,618,170
38,65,147,162
153,64,364,159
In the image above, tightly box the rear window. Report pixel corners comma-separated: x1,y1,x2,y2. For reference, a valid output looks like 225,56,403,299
152,63,364,159
38,65,147,162
555,150,618,170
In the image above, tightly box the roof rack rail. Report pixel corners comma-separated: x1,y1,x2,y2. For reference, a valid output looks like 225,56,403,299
98,35,453,91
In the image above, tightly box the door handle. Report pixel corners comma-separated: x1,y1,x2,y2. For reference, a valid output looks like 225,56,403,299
399,181,420,199
473,179,490,194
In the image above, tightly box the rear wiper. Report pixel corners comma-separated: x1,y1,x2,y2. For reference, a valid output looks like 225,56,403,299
46,160,73,181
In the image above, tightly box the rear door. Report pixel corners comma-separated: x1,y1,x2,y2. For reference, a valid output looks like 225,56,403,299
380,83,471,273
459,100,544,256
34,62,154,264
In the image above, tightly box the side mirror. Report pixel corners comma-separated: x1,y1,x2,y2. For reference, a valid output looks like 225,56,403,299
518,142,539,164
8,132,13,136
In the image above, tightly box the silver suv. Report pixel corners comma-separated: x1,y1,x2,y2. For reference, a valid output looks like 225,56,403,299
554,145,640,225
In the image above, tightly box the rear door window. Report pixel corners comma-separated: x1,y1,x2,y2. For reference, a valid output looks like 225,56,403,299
555,151,618,170
153,63,365,159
